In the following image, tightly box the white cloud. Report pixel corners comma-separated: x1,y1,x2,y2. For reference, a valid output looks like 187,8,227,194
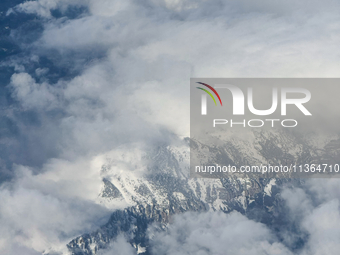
97,235,136,255
3,0,340,254
149,211,293,255
301,199,340,255
150,181,340,255
280,180,340,255
9,73,58,110
0,157,114,254
11,0,87,18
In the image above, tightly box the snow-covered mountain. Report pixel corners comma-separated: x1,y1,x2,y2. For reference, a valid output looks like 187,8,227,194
66,129,340,255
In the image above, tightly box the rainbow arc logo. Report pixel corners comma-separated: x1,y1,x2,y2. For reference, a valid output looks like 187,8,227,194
196,82,223,106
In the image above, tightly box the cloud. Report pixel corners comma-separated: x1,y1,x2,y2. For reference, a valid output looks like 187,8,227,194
280,179,340,255
97,235,136,255
10,0,87,18
9,72,58,110
0,156,117,254
149,180,340,255
149,211,293,255
2,0,340,254
301,199,340,255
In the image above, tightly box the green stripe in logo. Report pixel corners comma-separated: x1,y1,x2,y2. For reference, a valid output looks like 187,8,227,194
196,87,217,105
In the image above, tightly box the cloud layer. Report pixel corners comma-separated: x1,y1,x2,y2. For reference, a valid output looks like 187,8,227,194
1,0,340,254
149,180,340,255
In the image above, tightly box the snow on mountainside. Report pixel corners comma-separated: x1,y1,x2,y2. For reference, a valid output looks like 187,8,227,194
66,129,340,255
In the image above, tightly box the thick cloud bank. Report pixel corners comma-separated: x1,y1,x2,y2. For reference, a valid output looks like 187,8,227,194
146,177,340,255
148,179,340,255
150,211,293,255
0,0,340,254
